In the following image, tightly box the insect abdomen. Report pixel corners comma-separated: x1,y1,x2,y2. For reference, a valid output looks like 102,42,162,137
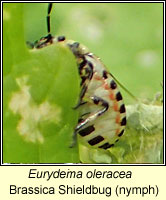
75,54,126,150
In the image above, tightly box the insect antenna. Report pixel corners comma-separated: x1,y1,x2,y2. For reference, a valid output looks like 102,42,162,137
47,3,53,39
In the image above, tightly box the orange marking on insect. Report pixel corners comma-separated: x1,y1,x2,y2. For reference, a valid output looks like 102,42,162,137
109,92,114,100
113,102,119,111
116,128,120,136
115,114,121,124
94,74,102,80
103,82,109,90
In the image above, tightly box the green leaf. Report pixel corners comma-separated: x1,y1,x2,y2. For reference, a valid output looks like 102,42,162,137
3,3,80,163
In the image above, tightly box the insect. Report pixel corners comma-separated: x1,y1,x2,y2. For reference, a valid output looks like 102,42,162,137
28,3,128,150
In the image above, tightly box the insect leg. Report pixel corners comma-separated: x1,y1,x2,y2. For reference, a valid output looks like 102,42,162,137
70,112,91,148
73,84,87,109
75,96,109,132
70,96,109,147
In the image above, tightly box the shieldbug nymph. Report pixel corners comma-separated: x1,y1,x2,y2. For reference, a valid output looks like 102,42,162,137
28,3,128,150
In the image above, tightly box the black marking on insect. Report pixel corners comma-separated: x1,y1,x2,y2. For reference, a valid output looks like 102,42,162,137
120,104,126,113
110,79,117,89
79,59,87,73
86,61,94,80
116,91,123,101
88,135,104,146
118,130,124,137
79,125,95,137
28,3,128,150
103,70,108,79
121,117,127,126
93,96,100,105
99,143,114,149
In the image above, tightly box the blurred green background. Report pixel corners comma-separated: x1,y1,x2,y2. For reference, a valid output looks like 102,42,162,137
3,3,163,163
24,3,163,104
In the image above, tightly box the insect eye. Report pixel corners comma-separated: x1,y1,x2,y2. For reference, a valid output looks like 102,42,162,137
57,36,66,42
73,42,80,48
